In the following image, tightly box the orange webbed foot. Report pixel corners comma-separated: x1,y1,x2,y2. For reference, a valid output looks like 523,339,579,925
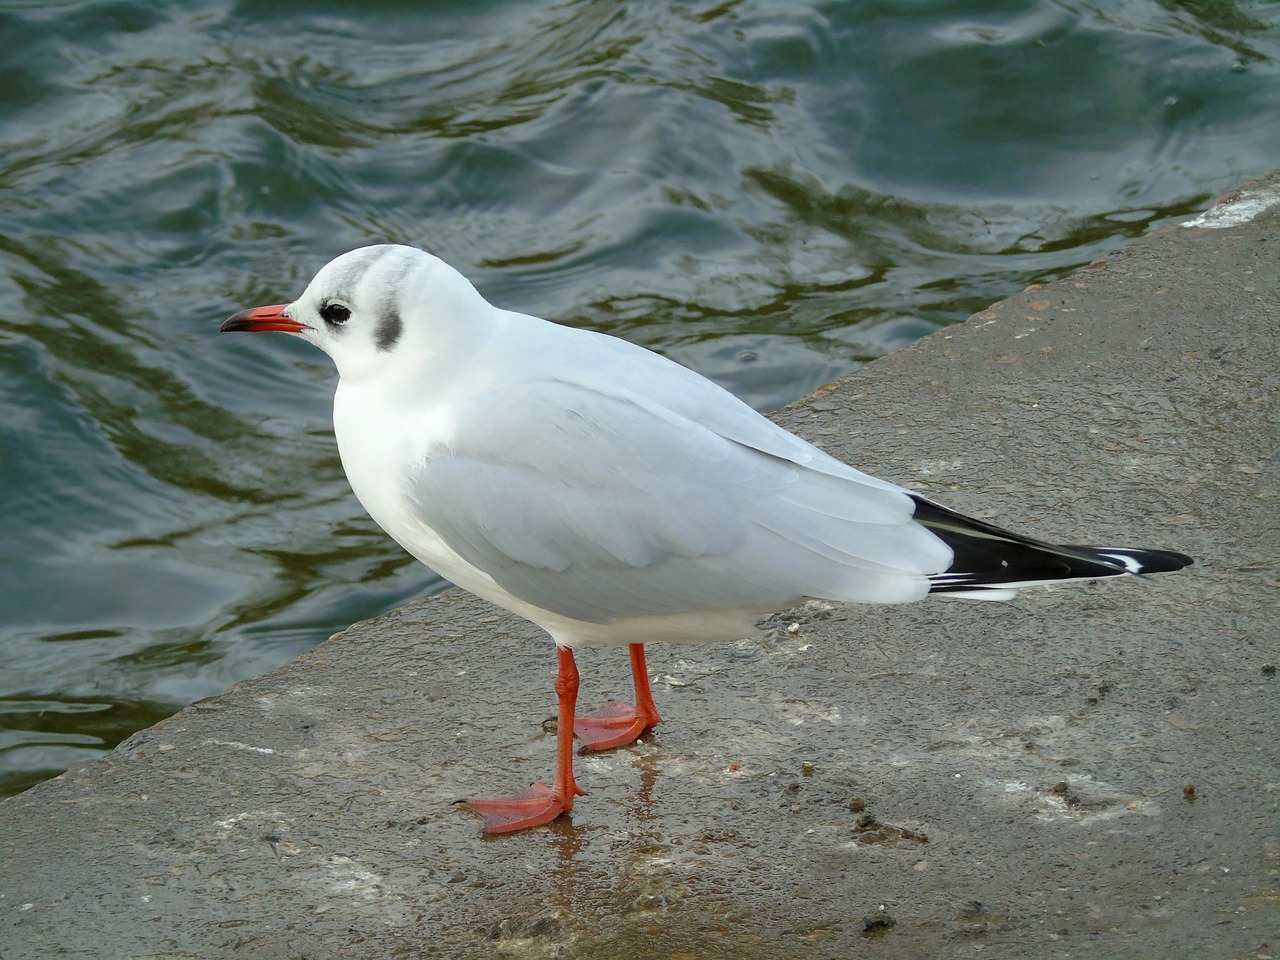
461,782,584,835
574,699,660,752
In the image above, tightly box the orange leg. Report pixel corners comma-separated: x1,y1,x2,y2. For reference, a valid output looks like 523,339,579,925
573,642,662,752
462,646,586,834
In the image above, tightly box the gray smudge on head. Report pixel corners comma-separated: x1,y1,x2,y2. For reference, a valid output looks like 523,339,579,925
368,247,414,352
375,303,403,352
320,245,413,351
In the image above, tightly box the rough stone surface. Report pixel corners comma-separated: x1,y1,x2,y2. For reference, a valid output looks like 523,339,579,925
2,173,1278,959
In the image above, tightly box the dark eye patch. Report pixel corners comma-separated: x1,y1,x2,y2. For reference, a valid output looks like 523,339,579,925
321,302,351,325
375,304,402,352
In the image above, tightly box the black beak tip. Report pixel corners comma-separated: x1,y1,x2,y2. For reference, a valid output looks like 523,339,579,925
219,310,255,333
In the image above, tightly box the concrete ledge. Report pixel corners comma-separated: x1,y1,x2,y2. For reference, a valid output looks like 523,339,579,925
2,173,1278,959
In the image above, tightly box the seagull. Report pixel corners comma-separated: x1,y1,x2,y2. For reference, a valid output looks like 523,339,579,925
221,243,1192,834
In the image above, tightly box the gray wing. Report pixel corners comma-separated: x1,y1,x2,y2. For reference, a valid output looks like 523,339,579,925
404,377,952,624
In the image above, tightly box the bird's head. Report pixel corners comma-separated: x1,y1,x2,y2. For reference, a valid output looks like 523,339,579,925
221,244,485,382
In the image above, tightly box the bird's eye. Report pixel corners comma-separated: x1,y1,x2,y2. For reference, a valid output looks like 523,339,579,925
321,302,351,325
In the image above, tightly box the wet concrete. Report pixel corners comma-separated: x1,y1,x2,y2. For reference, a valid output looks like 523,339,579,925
3,173,1278,959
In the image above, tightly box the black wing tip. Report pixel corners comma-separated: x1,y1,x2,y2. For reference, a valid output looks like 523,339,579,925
909,495,1195,590
1060,546,1195,576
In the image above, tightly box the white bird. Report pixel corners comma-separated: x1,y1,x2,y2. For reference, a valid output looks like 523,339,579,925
221,243,1192,834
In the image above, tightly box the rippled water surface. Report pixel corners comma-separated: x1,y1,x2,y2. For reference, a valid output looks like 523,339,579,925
1,0,1277,795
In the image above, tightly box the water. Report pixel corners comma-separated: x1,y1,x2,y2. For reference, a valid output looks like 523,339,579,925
0,0,1276,798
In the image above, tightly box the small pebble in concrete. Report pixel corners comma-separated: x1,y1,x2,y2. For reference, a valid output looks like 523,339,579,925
860,907,897,937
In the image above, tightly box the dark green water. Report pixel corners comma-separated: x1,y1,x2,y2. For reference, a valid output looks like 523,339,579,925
1,0,1276,797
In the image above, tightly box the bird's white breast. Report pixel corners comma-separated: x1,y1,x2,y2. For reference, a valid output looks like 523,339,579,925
332,380,472,579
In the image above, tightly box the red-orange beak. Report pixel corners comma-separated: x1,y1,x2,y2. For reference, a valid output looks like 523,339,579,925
220,303,306,334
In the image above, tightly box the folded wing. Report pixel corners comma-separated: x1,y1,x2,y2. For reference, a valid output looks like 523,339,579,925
404,378,953,624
